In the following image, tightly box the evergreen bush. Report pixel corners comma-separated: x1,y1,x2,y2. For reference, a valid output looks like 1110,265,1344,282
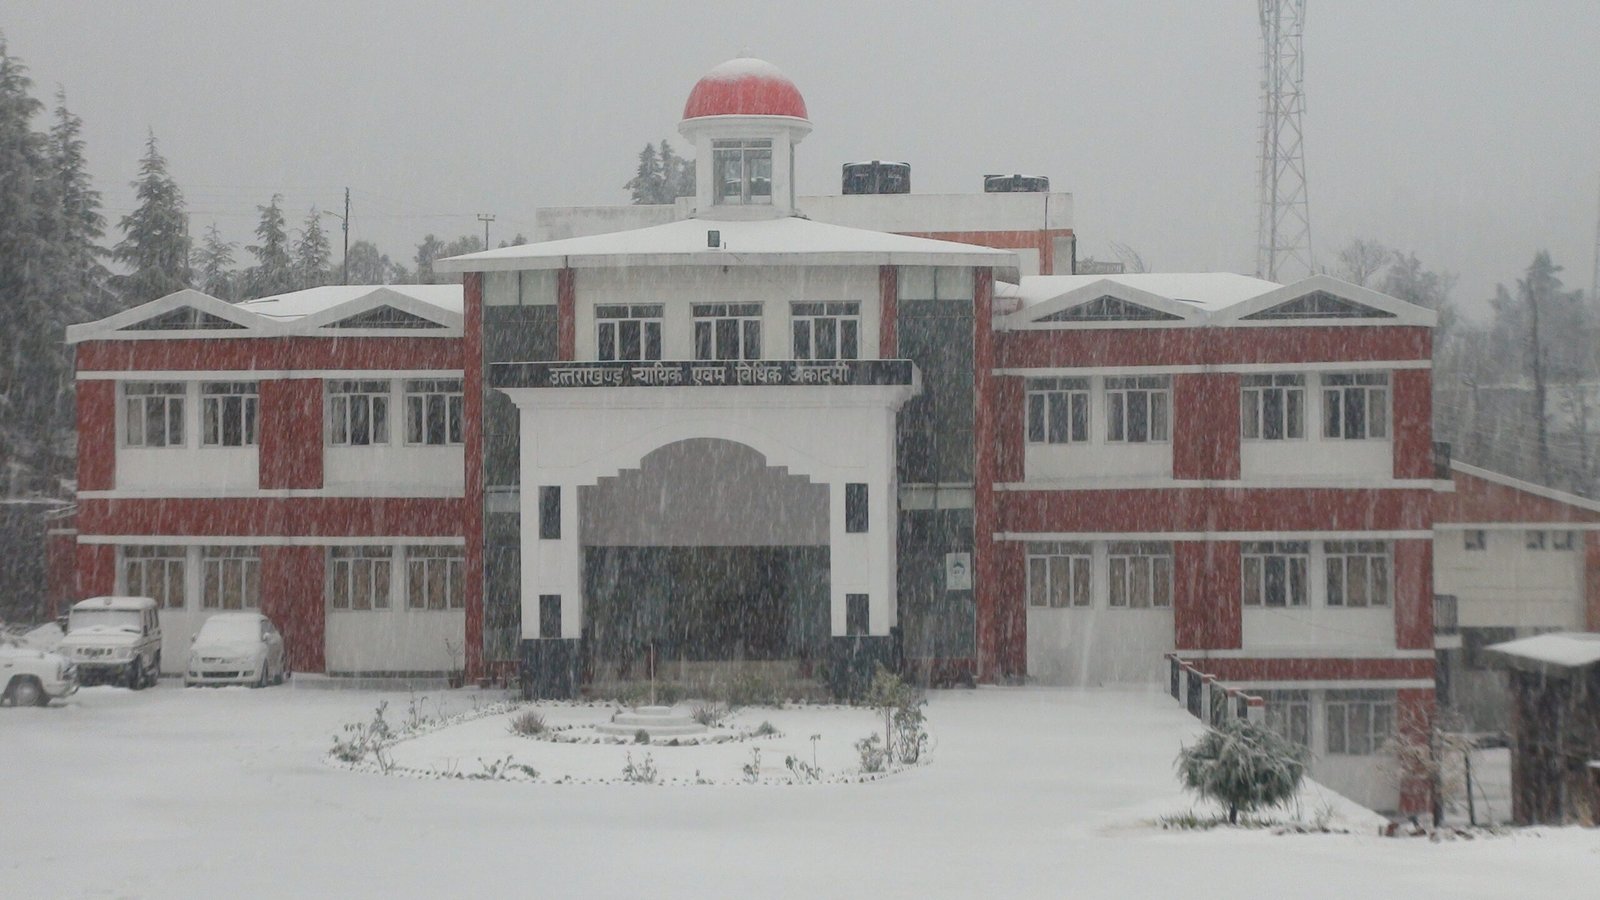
1176,717,1306,825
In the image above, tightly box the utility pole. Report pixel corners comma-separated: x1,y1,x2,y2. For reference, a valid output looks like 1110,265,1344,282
1256,0,1313,282
478,213,496,251
1591,175,1599,303
323,187,351,284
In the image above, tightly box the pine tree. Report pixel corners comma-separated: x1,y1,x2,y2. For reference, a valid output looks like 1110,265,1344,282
294,207,331,290
244,194,293,298
112,130,191,305
625,142,664,204
192,223,236,300
658,139,695,201
48,89,111,320
0,36,73,488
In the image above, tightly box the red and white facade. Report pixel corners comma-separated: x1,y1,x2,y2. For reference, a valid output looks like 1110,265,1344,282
58,57,1448,813
65,286,467,675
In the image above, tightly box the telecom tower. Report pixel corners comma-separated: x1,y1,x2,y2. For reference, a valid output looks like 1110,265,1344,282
1256,0,1313,282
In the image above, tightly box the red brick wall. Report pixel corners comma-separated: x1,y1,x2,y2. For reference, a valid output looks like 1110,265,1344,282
878,265,897,358
557,268,576,361
462,271,486,680
77,497,464,537
1172,372,1241,480
1193,657,1434,681
1392,369,1434,479
76,336,461,372
1174,541,1241,649
77,543,115,598
973,267,1006,680
1393,538,1434,650
999,487,1432,533
999,326,1431,369
993,377,1026,483
77,379,116,491
259,379,323,489
1396,687,1436,815
261,545,325,672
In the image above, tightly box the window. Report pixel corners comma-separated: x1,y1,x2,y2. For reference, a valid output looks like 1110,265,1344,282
1241,541,1309,607
712,139,773,205
596,304,663,361
538,594,562,639
328,380,390,446
539,486,561,540
1107,542,1173,608
201,546,260,610
1261,690,1311,748
407,546,465,610
124,382,185,447
1322,373,1389,439
791,302,860,360
1026,377,1090,444
1325,690,1396,755
1027,542,1092,608
328,546,393,611
1463,530,1486,551
404,379,463,446
693,303,762,361
1241,374,1304,440
122,545,185,609
1104,376,1170,443
201,382,258,447
846,593,869,636
1525,530,1547,551
1552,530,1577,551
845,483,868,533
1325,541,1391,607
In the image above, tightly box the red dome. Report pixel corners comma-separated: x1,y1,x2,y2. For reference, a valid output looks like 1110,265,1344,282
682,58,808,121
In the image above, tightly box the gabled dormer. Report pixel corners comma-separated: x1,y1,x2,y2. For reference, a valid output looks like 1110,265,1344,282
998,278,1203,330
65,289,269,343
1214,275,1436,328
296,287,462,335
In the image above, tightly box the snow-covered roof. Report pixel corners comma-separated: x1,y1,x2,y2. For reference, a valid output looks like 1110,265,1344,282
998,273,1437,330
66,284,463,343
433,215,1018,274
1488,632,1600,672
72,596,158,611
236,284,462,320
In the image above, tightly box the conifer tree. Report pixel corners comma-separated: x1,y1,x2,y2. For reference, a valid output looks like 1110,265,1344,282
192,223,237,300
48,89,111,320
244,193,293,298
112,130,191,305
294,207,331,289
625,142,664,204
658,139,695,201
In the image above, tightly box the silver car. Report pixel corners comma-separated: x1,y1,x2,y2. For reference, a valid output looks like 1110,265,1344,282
184,613,288,687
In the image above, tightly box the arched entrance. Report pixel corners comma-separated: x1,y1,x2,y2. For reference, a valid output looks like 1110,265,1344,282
578,438,830,685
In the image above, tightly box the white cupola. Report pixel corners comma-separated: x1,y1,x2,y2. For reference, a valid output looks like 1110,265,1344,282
677,58,812,220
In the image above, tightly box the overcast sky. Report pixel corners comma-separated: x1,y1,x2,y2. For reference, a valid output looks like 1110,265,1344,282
7,1,1599,316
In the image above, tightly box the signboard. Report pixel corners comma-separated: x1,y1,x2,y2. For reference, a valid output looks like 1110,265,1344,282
945,552,972,591
492,359,915,390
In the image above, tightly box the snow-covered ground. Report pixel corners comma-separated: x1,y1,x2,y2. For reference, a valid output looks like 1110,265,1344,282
6,684,1598,898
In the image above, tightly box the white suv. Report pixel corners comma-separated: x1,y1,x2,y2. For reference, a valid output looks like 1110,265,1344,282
58,596,163,689
0,640,78,706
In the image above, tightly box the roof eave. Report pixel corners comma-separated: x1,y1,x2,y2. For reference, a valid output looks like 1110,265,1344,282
436,250,1016,274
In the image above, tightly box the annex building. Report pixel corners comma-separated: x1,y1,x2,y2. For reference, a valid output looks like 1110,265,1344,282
60,58,1446,812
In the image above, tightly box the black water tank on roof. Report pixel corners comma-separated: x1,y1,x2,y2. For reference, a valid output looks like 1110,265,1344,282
842,161,911,195
983,174,1050,193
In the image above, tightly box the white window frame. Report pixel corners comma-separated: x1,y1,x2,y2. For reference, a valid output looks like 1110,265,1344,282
1463,530,1486,551
1241,374,1305,441
595,304,663,362
327,379,391,447
1026,542,1093,608
406,545,465,610
124,381,186,448
201,546,260,610
1324,541,1392,608
791,302,861,360
403,379,464,447
201,381,258,448
693,303,762,361
1261,689,1312,748
1325,690,1396,755
1107,542,1173,608
1104,376,1170,444
328,545,393,611
1026,377,1090,445
121,545,186,610
711,139,773,206
1322,372,1389,440
1241,541,1310,607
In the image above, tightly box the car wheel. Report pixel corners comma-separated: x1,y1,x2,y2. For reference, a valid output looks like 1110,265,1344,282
273,658,286,686
127,658,145,691
5,676,43,707
148,653,161,688
254,661,268,689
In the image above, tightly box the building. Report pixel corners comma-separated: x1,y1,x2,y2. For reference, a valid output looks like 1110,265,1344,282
1433,462,1600,731
1487,632,1600,825
64,285,467,675
61,57,1441,813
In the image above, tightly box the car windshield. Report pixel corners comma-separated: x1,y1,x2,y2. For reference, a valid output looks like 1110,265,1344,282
197,617,260,642
68,608,142,633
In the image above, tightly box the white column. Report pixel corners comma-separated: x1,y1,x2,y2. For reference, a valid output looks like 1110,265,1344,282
519,403,584,641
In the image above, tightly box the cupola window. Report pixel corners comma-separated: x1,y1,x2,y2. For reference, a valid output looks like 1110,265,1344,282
712,139,773,205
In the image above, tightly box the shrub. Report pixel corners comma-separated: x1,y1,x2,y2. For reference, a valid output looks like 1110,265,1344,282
690,701,731,728
508,709,546,737
634,728,651,744
621,752,658,784
865,666,925,766
742,747,762,783
753,720,778,737
855,733,888,773
1176,717,1306,824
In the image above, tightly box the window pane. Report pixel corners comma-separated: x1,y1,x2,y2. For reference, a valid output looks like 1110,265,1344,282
1048,556,1069,608
817,319,837,359
1243,557,1261,606
1130,557,1151,607
1028,558,1047,607
694,321,712,360
1241,391,1260,439
1369,389,1387,438
1108,393,1125,441
1286,389,1303,438
406,395,424,443
1047,393,1069,443
1324,389,1341,437
1109,558,1127,606
793,320,809,358
644,322,661,361
1344,388,1366,439
1073,558,1092,606
1327,559,1345,606
620,320,641,361
840,319,858,359
1070,393,1089,442
1372,557,1389,605
743,319,761,359
1150,392,1168,441
1264,556,1286,606
1262,390,1283,440
1127,391,1149,442
1347,556,1369,607
1027,394,1045,443
1327,705,1347,754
